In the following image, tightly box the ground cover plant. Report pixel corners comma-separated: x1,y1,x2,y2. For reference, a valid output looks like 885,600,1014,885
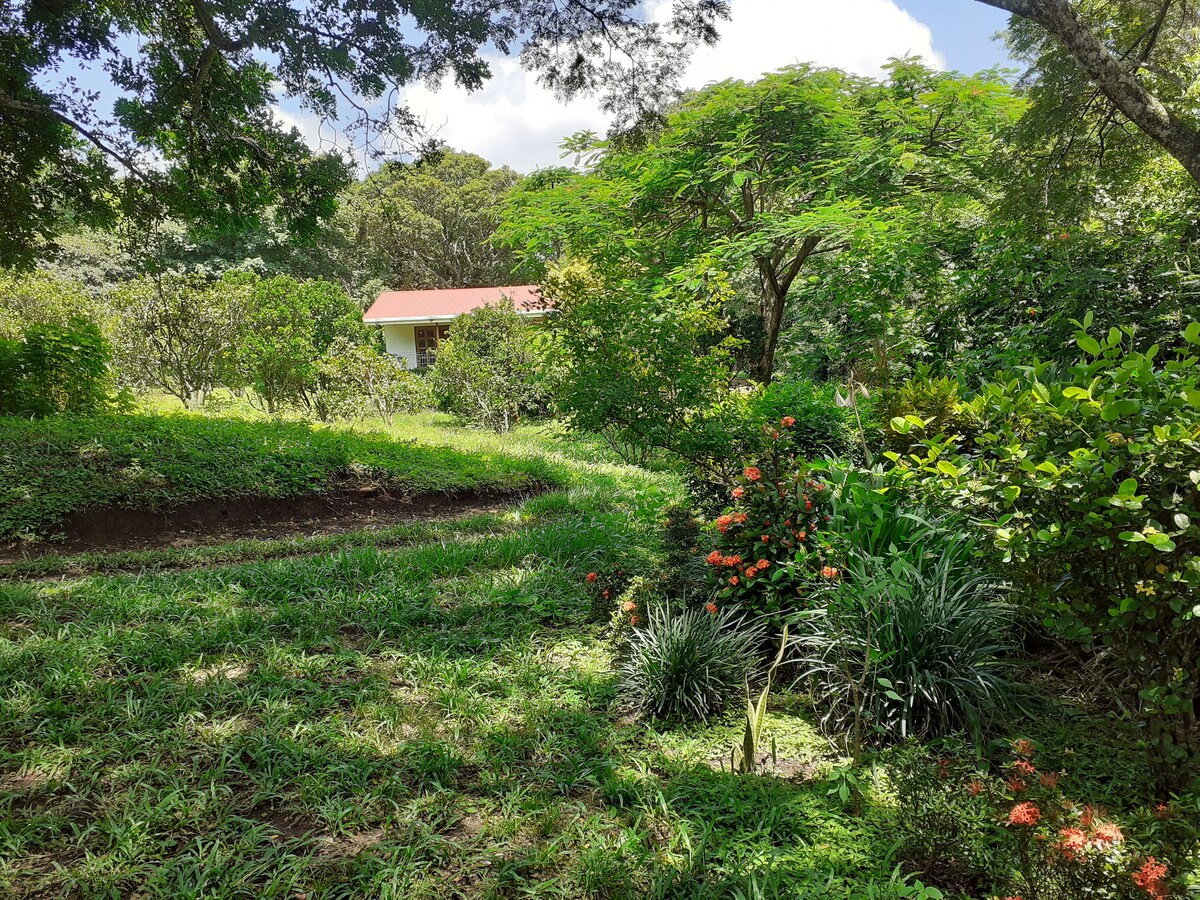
0,412,561,542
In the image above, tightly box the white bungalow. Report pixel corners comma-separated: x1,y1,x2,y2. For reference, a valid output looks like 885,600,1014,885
362,284,547,369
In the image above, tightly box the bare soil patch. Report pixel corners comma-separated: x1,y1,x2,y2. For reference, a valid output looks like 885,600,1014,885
0,486,539,561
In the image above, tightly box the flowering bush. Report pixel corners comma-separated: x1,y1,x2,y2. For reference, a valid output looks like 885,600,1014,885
891,739,1197,899
701,418,835,620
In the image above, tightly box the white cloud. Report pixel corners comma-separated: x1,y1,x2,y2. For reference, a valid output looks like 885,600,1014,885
281,0,947,172
658,0,944,87
397,58,608,172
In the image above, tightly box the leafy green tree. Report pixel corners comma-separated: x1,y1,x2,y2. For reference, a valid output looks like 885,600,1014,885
107,273,248,407
337,150,533,291
233,275,365,414
0,0,729,267
428,300,544,432
537,260,738,464
979,0,1200,185
505,61,1020,383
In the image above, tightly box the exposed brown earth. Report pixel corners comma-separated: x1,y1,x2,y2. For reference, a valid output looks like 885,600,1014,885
0,486,540,561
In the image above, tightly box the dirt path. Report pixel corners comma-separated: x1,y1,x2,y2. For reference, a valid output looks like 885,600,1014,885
0,486,540,564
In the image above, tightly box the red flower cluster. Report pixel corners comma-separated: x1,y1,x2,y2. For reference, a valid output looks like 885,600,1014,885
706,550,723,566
743,466,762,481
586,572,597,583
715,514,734,533
781,416,796,427
1008,802,1042,827
820,565,839,579
705,602,718,614
1133,858,1168,898
731,486,744,499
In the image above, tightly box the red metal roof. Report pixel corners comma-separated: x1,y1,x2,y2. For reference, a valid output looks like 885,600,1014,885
363,284,546,322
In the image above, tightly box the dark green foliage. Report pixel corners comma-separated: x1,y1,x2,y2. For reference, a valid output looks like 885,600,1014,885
0,319,116,417
0,413,558,540
889,318,1200,784
618,605,763,722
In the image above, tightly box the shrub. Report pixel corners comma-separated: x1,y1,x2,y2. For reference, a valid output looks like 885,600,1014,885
618,604,763,722
0,319,116,417
891,740,1199,900
428,300,546,432
879,372,980,453
790,522,1021,753
681,379,861,485
700,420,837,621
887,317,1200,785
107,274,247,408
317,339,432,424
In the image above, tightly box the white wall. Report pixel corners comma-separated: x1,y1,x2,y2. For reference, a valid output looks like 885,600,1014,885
380,324,418,369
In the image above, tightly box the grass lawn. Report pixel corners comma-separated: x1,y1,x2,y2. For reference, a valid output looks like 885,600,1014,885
0,411,562,542
0,415,1174,898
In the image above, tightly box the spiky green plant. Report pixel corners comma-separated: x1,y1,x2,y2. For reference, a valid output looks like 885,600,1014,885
618,605,763,722
792,524,1023,753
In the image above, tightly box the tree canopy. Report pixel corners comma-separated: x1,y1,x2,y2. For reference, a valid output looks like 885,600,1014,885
0,0,730,267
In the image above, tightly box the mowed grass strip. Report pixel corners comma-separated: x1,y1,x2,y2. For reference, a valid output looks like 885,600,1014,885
0,509,882,900
0,412,564,541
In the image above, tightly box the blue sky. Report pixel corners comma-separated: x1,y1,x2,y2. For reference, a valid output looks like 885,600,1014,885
900,1,1014,72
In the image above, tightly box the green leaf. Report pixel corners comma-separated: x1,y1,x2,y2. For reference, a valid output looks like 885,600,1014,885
1184,321,1200,344
1076,334,1102,356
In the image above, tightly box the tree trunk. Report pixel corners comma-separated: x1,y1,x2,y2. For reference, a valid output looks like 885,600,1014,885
977,0,1200,185
755,279,787,384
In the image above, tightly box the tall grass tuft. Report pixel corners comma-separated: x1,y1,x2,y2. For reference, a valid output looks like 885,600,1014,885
618,605,763,722
791,520,1022,752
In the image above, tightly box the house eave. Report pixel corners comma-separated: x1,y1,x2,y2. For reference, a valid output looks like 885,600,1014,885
365,309,548,325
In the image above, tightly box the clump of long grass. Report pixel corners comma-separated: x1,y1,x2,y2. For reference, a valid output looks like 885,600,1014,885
618,604,764,722
791,512,1023,751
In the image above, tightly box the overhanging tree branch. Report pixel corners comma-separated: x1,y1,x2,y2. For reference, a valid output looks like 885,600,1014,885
976,0,1200,184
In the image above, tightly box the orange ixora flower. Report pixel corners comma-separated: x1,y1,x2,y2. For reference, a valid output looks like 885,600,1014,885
1008,802,1041,827
1059,827,1087,860
781,416,796,427
705,602,718,614
820,566,839,578
756,559,769,569
706,550,723,566
1091,822,1124,847
630,614,640,626
1012,759,1036,777
729,575,739,586
732,486,744,499
743,466,762,481
733,512,748,524
1012,739,1036,758
722,554,742,567
1133,857,1168,898
621,600,636,613
586,572,598,583
715,514,734,533
965,778,985,797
